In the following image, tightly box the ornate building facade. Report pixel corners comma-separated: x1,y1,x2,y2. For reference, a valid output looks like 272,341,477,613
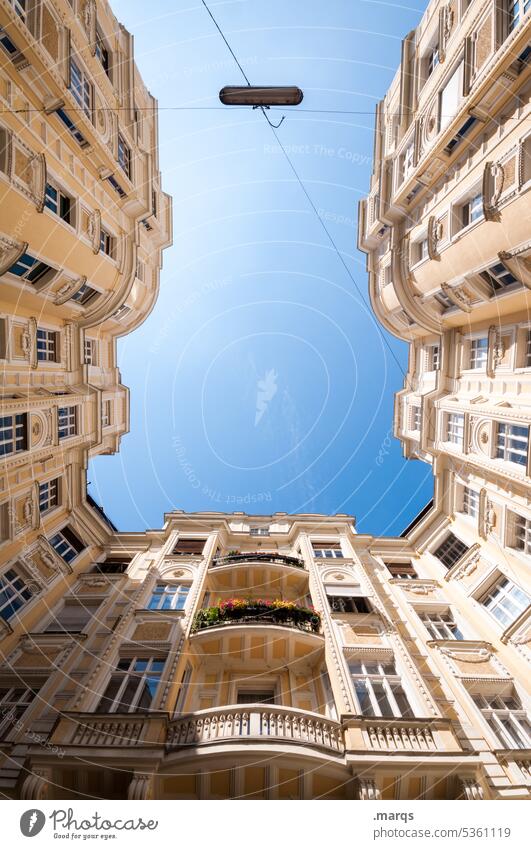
0,0,530,803
356,0,531,799
0,507,529,800
0,0,172,796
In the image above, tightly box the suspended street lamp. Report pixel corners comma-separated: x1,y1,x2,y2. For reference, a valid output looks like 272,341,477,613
219,86,303,107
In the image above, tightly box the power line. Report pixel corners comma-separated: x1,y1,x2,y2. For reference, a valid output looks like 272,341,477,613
199,0,407,377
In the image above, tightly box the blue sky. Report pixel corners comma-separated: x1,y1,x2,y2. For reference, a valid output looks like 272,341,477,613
88,0,434,536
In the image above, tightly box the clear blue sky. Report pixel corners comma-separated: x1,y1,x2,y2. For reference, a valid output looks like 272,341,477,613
88,0,434,536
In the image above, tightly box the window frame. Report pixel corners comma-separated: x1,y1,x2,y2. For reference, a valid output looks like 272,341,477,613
57,406,77,440
479,574,531,629
0,412,27,457
38,477,60,515
0,564,35,622
95,656,166,714
147,583,191,612
36,327,59,363
349,659,414,719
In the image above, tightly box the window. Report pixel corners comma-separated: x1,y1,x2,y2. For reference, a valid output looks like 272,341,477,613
84,338,97,365
412,405,421,431
48,526,85,564
117,134,131,179
429,344,440,371
95,29,110,76
102,400,112,428
460,193,483,228
36,328,58,363
496,422,528,466
7,252,55,286
349,660,413,718
427,44,439,76
419,611,464,640
439,61,463,132
481,576,531,627
250,527,270,536
45,600,100,633
0,566,34,622
433,533,469,569
462,486,479,519
327,591,371,614
507,0,531,33
468,337,488,369
147,583,190,611
446,412,464,445
0,685,39,741
111,304,131,321
55,108,88,147
8,0,26,20
100,228,115,258
401,141,415,180
107,174,126,198
444,115,478,155
71,283,98,306
236,690,275,705
172,539,205,556
480,262,519,294
312,544,343,558
513,513,531,554
473,692,530,749
70,58,92,116
434,290,455,311
418,238,429,261
386,563,418,579
0,413,27,456
174,664,192,714
525,329,531,367
94,558,129,574
96,657,165,713
44,182,72,224
39,478,59,514
58,406,77,439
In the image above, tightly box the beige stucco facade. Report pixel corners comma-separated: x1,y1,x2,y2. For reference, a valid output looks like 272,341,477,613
0,0,530,802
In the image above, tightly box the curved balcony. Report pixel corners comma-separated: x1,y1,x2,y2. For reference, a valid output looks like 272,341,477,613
191,600,320,634
212,552,304,569
167,704,343,755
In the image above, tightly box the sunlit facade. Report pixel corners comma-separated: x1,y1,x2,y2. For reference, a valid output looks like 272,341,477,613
0,508,529,800
0,0,172,657
358,0,531,801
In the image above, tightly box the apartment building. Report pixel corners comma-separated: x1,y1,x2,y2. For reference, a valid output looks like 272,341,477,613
356,0,531,800
0,0,172,656
0,508,528,800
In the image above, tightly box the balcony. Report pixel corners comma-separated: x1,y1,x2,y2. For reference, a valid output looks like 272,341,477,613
344,716,463,755
212,552,304,568
191,600,320,634
48,713,167,748
167,705,343,754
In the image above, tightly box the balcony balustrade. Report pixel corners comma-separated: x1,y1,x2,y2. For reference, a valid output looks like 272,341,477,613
191,600,321,634
168,704,343,753
345,716,461,754
212,552,304,568
48,713,166,748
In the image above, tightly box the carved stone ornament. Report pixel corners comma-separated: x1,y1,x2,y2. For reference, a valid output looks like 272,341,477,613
89,209,101,255
0,236,28,277
427,215,442,260
440,281,472,312
357,778,381,800
452,550,481,581
486,325,504,377
54,276,88,306
497,247,531,289
83,0,97,51
482,161,504,221
438,4,454,62
460,778,484,801
439,645,491,662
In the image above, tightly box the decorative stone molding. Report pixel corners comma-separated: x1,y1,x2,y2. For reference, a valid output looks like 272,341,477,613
392,580,439,595
445,543,481,582
0,618,14,641
22,317,38,370
438,4,454,63
486,325,504,377
460,778,484,800
440,281,472,312
479,488,496,540
427,215,442,260
89,210,101,255
497,245,531,289
37,535,72,575
357,777,381,800
83,0,97,54
53,276,87,306
438,643,493,663
482,161,504,221
21,768,51,800
0,236,28,276
128,773,155,800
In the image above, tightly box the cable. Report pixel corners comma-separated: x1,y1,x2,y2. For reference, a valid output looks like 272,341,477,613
200,0,407,377
200,0,252,86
